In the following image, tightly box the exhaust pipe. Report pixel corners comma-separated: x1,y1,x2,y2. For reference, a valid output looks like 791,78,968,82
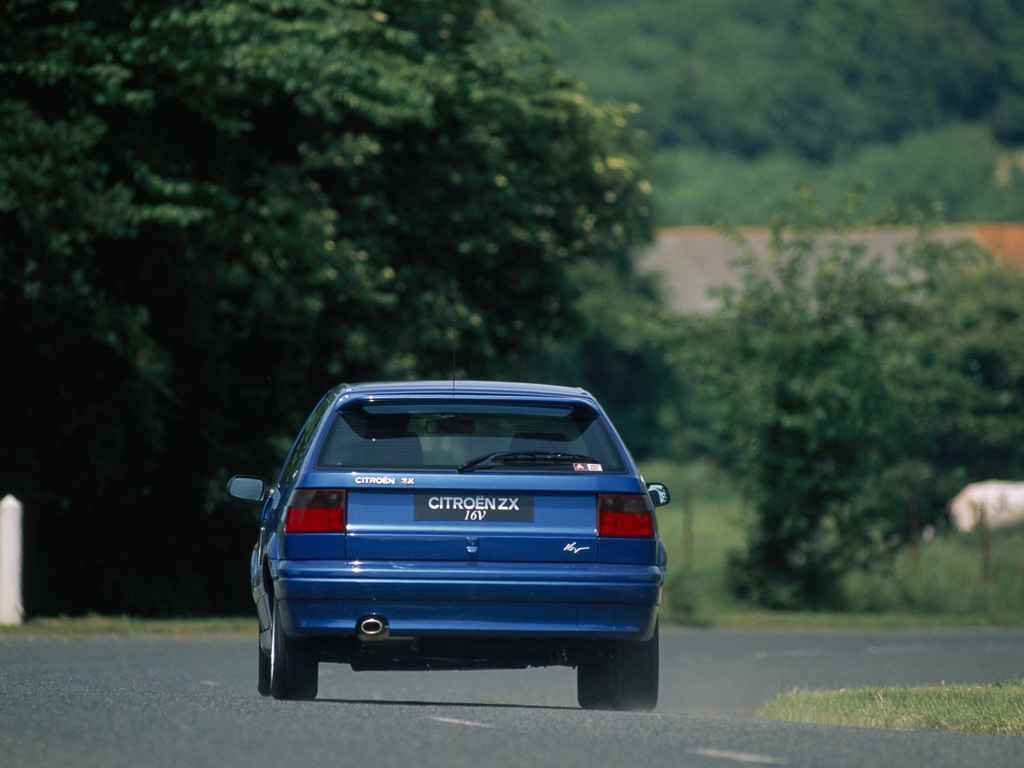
357,615,389,641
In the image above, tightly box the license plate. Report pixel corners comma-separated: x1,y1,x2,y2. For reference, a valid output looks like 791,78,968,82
413,494,535,522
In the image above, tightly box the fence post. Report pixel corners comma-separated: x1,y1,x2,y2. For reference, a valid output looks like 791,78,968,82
907,497,920,573
979,502,991,584
0,494,24,625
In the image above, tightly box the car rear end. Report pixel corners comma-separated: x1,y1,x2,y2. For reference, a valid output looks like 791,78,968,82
248,381,667,709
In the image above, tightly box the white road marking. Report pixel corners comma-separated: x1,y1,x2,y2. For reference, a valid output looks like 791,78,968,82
688,747,788,765
429,716,495,729
866,644,933,654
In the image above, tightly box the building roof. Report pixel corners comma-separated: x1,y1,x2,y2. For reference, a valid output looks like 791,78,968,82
639,224,1024,315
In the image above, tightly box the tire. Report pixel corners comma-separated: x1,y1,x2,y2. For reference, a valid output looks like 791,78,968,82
577,622,659,711
269,597,319,701
257,640,271,697
576,655,613,709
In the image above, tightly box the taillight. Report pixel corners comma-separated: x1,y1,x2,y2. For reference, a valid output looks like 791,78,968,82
598,493,655,538
284,489,346,533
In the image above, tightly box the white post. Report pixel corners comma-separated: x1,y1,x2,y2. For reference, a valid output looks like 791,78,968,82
0,494,24,625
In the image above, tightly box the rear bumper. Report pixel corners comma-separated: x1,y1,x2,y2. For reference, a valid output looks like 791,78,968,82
271,559,663,641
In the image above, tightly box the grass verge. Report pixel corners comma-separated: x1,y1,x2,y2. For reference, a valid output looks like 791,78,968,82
761,681,1024,736
0,613,255,636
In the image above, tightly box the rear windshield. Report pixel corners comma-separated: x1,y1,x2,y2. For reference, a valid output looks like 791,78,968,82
317,401,626,472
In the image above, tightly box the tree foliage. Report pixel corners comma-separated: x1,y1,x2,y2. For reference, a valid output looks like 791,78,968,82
654,124,1024,226
540,0,1024,160
538,0,1024,225
0,0,652,615
678,198,1024,608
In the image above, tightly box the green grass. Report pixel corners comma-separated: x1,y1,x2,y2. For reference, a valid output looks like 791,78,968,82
840,527,1024,626
761,681,1024,736
640,459,1024,629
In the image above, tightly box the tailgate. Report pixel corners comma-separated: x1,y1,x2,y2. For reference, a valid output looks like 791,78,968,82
346,489,598,563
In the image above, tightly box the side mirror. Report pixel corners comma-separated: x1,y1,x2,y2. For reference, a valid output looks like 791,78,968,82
227,475,267,502
647,482,671,508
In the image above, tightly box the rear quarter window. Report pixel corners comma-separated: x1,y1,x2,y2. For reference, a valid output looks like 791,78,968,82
278,390,338,484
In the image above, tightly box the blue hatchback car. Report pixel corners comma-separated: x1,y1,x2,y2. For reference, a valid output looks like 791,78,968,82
228,381,670,710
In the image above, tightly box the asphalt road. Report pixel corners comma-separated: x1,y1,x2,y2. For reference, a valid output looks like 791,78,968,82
1,628,1021,768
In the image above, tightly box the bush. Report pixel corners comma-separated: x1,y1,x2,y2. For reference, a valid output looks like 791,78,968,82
842,525,1024,623
679,197,1024,609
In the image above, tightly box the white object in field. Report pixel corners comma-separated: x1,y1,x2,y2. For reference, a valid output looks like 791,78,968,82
948,481,1024,532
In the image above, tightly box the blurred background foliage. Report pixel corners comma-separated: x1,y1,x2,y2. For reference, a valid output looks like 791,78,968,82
2,0,1022,615
671,200,1024,608
538,0,1024,224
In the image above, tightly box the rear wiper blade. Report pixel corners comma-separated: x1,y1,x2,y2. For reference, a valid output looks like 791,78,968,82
457,451,598,473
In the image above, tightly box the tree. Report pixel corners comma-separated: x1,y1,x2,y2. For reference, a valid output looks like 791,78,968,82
540,0,1024,162
908,255,1024,482
678,194,1024,609
0,0,652,615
